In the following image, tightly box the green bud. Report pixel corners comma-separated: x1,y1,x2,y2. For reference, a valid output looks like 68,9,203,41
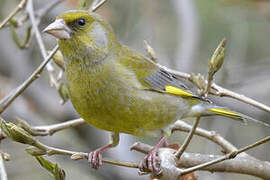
208,38,226,76
9,19,19,28
26,147,46,156
15,117,35,135
0,118,35,145
58,83,69,105
36,156,65,180
54,163,66,180
190,73,207,91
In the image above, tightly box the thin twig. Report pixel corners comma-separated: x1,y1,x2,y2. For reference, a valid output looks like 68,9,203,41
172,120,238,153
31,139,138,168
0,45,59,114
91,0,107,12
0,155,8,180
26,0,56,87
31,118,85,136
0,0,27,29
174,117,200,159
26,0,63,49
143,40,157,62
178,136,270,176
236,135,270,154
4,0,62,29
26,0,46,58
178,152,270,179
211,83,270,113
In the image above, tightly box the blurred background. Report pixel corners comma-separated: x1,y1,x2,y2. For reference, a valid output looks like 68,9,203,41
0,0,270,179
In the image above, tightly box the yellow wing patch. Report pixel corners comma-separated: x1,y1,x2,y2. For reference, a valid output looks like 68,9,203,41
165,85,195,97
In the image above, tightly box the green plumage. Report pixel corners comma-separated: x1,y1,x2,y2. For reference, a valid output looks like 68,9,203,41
46,10,265,137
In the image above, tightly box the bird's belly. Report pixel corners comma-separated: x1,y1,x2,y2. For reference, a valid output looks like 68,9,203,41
66,64,189,137
70,84,188,136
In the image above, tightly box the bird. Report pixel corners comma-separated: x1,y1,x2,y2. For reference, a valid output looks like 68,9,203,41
43,10,269,175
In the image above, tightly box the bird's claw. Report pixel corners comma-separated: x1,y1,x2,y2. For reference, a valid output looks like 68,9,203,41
88,150,102,169
139,150,162,175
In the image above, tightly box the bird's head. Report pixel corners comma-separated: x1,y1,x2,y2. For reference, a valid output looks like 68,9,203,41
44,10,118,62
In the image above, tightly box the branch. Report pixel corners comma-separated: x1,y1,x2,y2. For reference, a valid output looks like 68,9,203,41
7,0,62,51
15,117,85,136
28,142,139,169
172,120,238,153
178,136,270,177
26,0,57,87
31,118,85,136
0,0,27,29
131,142,270,179
178,152,270,179
0,45,59,114
90,0,107,12
5,0,62,29
175,117,200,159
211,83,270,113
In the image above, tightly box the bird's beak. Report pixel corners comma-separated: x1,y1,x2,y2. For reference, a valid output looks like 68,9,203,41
43,19,72,40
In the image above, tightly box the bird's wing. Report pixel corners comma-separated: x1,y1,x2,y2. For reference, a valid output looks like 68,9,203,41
143,68,197,98
117,46,199,98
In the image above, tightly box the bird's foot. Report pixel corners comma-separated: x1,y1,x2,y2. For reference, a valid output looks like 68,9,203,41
139,148,162,175
138,137,167,175
88,149,103,169
88,144,112,169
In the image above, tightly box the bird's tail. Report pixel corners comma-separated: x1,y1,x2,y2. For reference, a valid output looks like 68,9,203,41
185,103,270,128
208,107,270,128
208,107,244,121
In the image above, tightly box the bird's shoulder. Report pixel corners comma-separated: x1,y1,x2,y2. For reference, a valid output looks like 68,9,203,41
115,45,200,99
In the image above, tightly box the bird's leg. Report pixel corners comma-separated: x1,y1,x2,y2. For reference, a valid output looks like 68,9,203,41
139,136,167,175
88,132,119,169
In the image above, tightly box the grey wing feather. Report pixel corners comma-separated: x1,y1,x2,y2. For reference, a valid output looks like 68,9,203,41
145,69,189,91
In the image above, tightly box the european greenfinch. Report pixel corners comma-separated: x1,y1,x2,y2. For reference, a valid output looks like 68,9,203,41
44,10,268,174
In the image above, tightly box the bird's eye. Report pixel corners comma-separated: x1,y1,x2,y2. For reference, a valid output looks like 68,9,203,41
77,18,86,26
